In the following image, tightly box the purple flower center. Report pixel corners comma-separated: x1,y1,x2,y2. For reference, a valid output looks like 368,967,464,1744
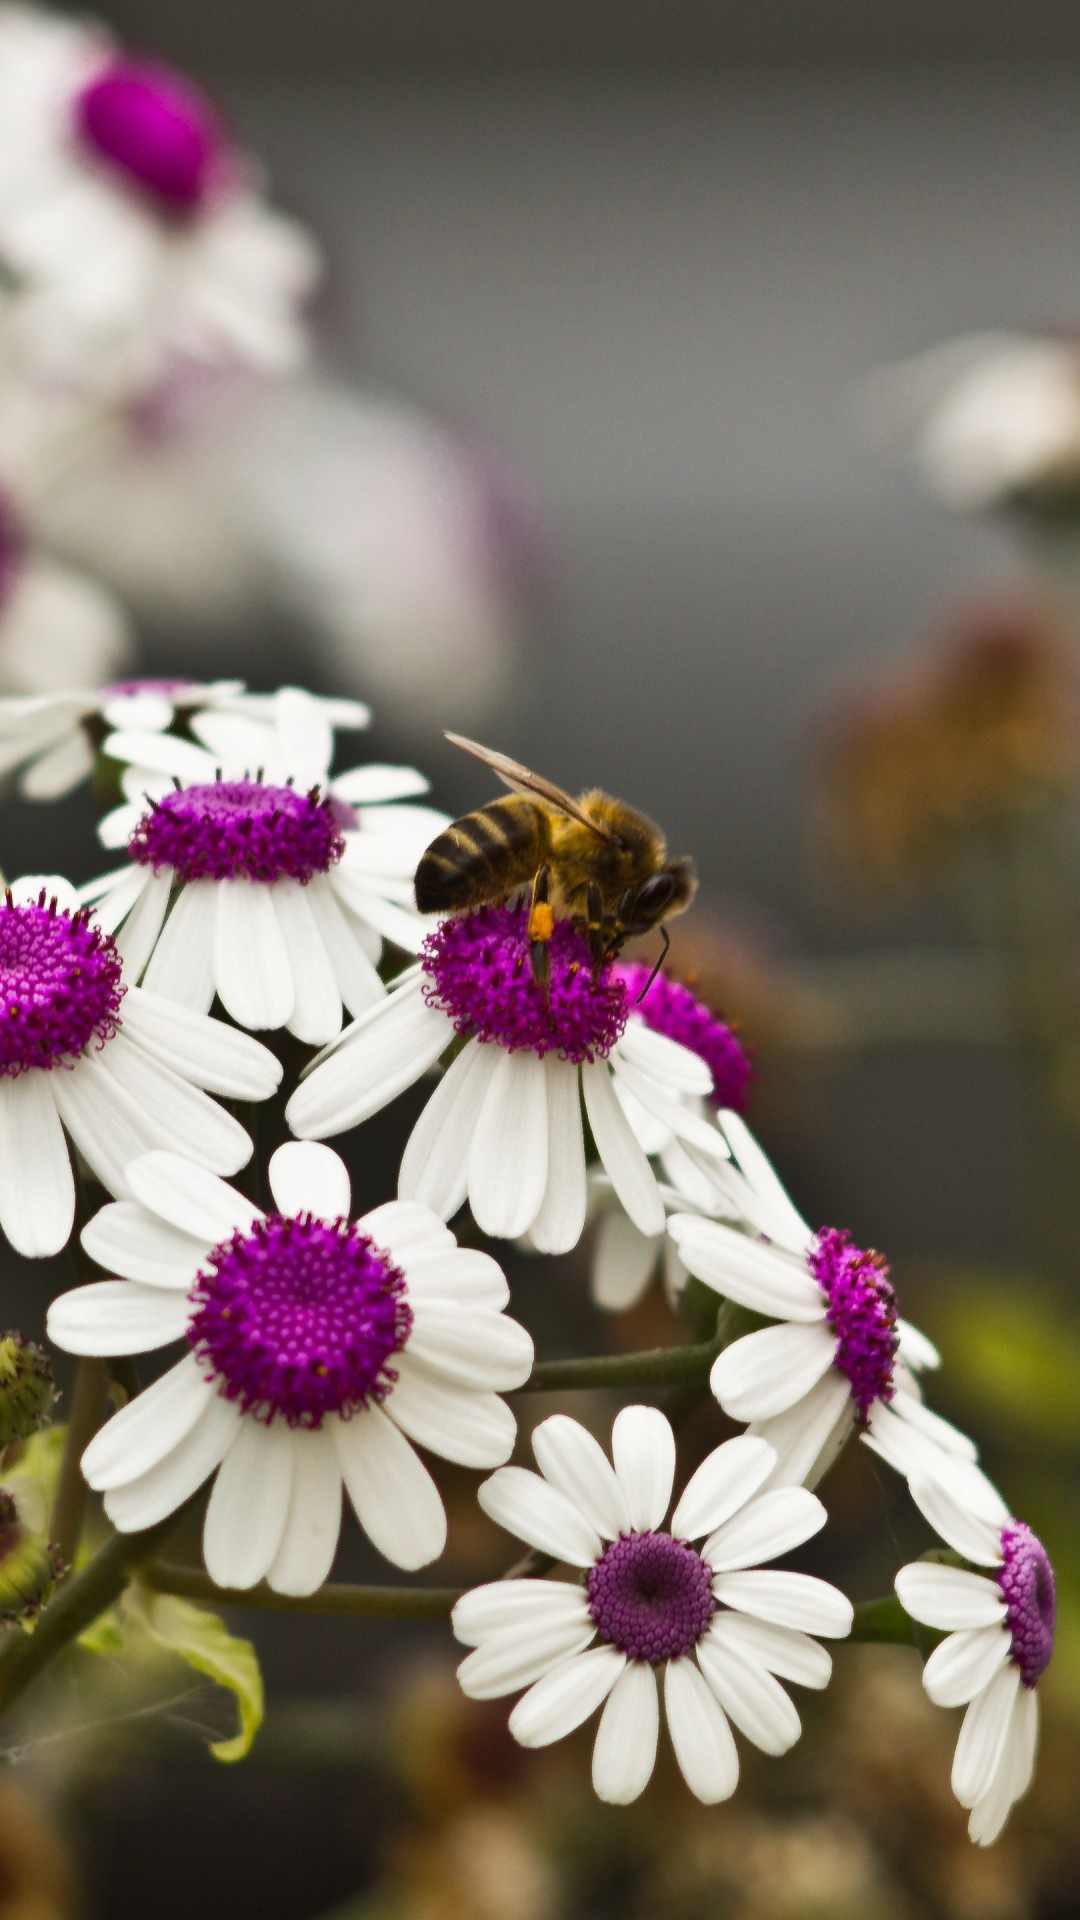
998,1522,1056,1687
808,1226,898,1423
614,963,754,1110
0,894,124,1077
187,1214,413,1428
129,780,345,885
587,1531,715,1663
74,59,229,215
421,905,628,1064
0,489,25,610
100,677,199,699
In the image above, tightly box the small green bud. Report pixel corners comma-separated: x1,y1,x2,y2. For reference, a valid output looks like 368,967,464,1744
0,1491,61,1623
0,1335,56,1447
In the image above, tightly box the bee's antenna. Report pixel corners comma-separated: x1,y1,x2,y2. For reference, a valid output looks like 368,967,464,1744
635,926,670,1004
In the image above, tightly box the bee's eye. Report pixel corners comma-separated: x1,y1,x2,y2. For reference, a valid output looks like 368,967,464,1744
626,873,677,930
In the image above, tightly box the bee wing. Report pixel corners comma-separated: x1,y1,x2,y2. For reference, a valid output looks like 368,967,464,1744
444,733,619,841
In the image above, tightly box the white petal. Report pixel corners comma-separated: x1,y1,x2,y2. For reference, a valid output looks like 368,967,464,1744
697,1633,801,1754
591,1209,659,1313
457,1616,597,1700
401,1247,509,1309
126,1151,262,1243
52,1051,164,1199
591,1661,659,1804
213,880,294,1031
897,1317,941,1372
87,864,151,933
397,1040,494,1220
304,879,385,1019
8,874,83,914
888,1389,980,1463
611,1053,729,1160
532,1415,631,1539
105,729,214,782
286,985,449,1138
711,1571,854,1638
717,1110,813,1250
616,1019,713,1095
671,1434,777,1541
47,1280,190,1355
923,1626,1012,1708
21,727,94,798
704,1487,827,1572
581,1060,665,1237
894,1563,1007,1631
101,691,176,732
468,1048,549,1240
358,1197,455,1265
113,868,172,978
142,880,217,1011
332,1405,446,1569
81,1354,213,1490
103,1393,243,1532
272,882,342,1046
91,1033,254,1175
707,1612,833,1689
530,1054,588,1255
750,1374,853,1490
273,686,333,786
710,1322,836,1422
121,989,282,1099
203,1416,293,1589
329,868,427,954
968,1687,1039,1844
952,1664,1022,1809
0,1074,74,1258
906,1474,1007,1566
612,1405,676,1530
452,1579,591,1647
405,1300,534,1390
478,1465,603,1567
268,1141,351,1220
386,1355,517,1467
508,1646,625,1748
664,1656,740,1803
668,1217,822,1321
333,763,429,804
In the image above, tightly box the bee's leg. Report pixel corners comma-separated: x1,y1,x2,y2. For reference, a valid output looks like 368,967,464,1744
527,864,554,992
585,881,608,980
635,924,670,1003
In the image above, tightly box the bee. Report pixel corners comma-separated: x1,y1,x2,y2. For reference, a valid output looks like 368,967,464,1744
415,733,697,990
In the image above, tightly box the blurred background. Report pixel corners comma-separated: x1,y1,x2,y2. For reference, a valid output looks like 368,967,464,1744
4,3,1080,1917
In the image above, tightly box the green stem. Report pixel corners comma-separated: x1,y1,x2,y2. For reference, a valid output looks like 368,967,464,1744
849,1594,923,1647
0,1509,186,1717
48,1356,108,1576
144,1564,463,1619
522,1334,725,1393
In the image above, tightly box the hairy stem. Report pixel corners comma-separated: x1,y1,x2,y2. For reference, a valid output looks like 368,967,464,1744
48,1357,108,1577
522,1332,726,1393
849,1594,921,1646
144,1564,463,1618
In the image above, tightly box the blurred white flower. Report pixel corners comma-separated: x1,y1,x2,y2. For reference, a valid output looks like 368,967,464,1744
864,331,1080,510
0,3,318,402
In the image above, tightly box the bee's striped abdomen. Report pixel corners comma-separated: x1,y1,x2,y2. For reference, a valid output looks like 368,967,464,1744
414,797,546,914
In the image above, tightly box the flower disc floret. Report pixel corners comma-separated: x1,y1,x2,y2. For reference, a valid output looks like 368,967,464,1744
0,894,124,1076
129,779,345,886
422,905,629,1064
998,1522,1056,1687
809,1226,898,1423
187,1213,413,1428
74,58,228,214
615,963,754,1110
587,1530,715,1663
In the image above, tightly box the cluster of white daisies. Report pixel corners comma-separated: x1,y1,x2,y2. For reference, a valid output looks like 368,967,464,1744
0,675,1053,1848
0,1,317,697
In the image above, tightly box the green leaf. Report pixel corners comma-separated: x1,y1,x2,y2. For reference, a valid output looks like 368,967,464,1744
126,1585,264,1762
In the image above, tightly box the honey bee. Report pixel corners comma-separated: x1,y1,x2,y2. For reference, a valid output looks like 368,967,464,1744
415,733,697,990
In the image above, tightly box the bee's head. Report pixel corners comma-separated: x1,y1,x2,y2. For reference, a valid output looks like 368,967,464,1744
620,857,697,937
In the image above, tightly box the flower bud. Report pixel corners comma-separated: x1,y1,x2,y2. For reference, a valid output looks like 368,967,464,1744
0,1491,60,1622
0,1336,56,1447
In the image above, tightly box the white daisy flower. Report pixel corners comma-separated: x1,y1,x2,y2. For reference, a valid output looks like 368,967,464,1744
0,4,318,399
0,486,133,704
46,1142,533,1590
0,673,244,799
895,1468,1055,1846
81,688,440,1044
669,1116,975,1490
286,904,730,1256
0,874,280,1258
453,1407,853,1805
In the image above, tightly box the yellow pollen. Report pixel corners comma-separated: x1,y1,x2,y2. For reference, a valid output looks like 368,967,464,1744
528,901,555,942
